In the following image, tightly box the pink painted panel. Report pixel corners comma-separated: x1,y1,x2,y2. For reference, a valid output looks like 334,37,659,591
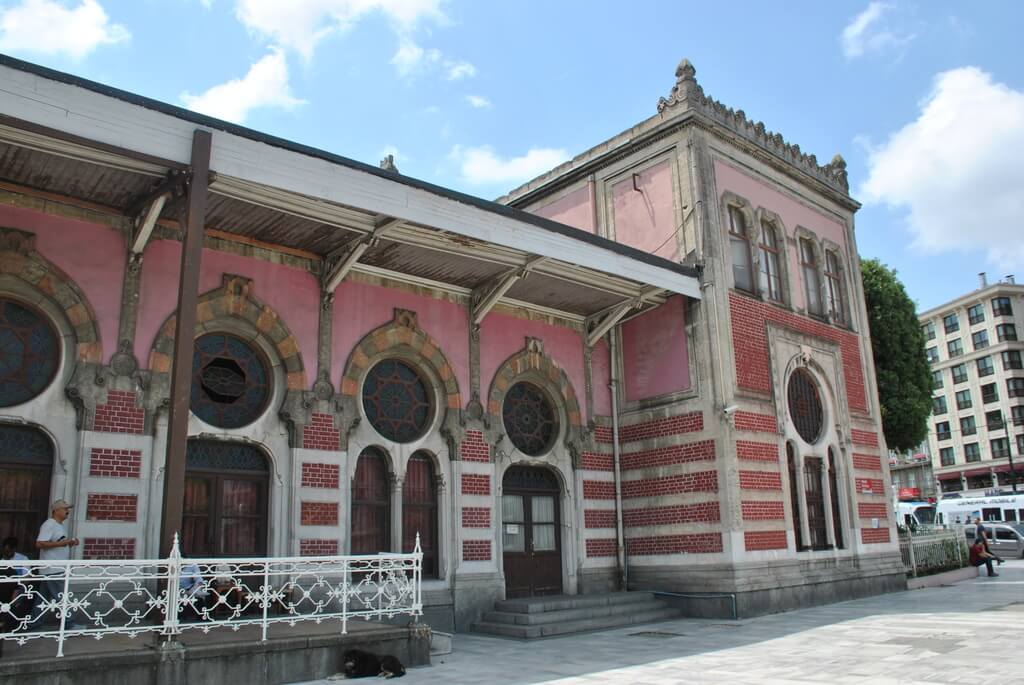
332,280,469,397
136,240,320,385
0,205,124,362
713,160,848,311
591,338,611,417
480,313,585,416
611,160,678,261
531,186,595,233
621,296,690,402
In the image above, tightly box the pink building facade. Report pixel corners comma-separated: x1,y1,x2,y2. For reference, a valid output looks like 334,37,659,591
0,56,902,630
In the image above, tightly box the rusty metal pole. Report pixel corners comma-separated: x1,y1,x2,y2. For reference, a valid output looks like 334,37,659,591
160,129,212,557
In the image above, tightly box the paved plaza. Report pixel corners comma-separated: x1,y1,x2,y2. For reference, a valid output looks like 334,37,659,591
298,560,1024,685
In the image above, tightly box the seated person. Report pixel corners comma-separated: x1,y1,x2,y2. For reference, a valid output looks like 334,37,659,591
969,540,999,577
180,561,209,600
1,537,32,631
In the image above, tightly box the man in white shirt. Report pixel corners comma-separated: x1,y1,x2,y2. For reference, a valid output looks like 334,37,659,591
32,499,79,628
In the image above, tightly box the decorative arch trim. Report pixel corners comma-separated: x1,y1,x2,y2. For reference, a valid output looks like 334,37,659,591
339,308,461,411
0,227,102,362
148,274,306,389
487,336,582,428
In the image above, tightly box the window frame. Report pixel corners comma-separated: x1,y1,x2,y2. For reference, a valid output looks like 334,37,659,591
943,313,960,334
997,323,1018,342
990,437,1010,459
798,234,824,318
1003,350,1023,370
823,247,847,325
1008,378,1024,398
935,421,951,441
939,446,956,466
933,396,948,415
755,209,787,304
971,329,989,350
923,321,936,341
992,296,1013,317
977,356,994,377
963,443,981,463
726,200,756,294
981,383,999,404
926,347,939,364
985,410,1004,431
960,415,977,437
968,303,986,326
954,389,972,410
947,338,964,358
951,363,969,384
931,369,944,389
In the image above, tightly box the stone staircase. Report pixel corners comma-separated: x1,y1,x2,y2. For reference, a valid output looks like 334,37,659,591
472,591,681,639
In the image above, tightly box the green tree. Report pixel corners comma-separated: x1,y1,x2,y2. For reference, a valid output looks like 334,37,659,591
860,258,933,452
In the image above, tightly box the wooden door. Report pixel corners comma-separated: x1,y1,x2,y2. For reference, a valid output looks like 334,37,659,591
402,452,437,576
352,449,390,554
0,425,53,558
804,457,829,550
180,440,268,558
502,466,562,598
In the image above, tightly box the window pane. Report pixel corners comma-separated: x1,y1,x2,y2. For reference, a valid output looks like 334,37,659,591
532,524,556,551
531,495,555,524
731,236,753,291
502,494,524,522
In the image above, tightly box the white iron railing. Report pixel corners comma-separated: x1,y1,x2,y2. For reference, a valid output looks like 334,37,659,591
898,528,967,578
0,534,422,658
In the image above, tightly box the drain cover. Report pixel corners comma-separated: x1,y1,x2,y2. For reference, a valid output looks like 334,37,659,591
629,631,686,638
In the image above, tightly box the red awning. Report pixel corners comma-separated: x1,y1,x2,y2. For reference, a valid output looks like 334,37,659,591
936,471,962,481
962,467,992,477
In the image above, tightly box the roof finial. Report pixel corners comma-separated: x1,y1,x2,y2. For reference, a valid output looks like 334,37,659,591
658,58,704,113
379,154,399,173
826,154,849,192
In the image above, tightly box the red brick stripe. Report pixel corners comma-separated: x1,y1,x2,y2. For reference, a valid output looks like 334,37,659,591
744,530,788,551
733,411,778,434
94,390,145,434
584,509,617,528
855,478,885,494
626,533,722,555
598,413,703,443
736,440,779,463
302,413,340,451
462,540,491,561
300,501,338,526
857,502,888,519
301,462,340,489
586,538,617,557
624,502,720,527
461,474,491,495
462,506,491,528
460,430,490,462
622,472,718,498
89,448,141,478
86,493,137,522
83,538,135,559
583,480,616,499
299,539,338,556
581,452,614,471
738,470,782,491
621,440,715,470
741,501,786,520
851,429,880,447
852,453,882,471
861,528,891,544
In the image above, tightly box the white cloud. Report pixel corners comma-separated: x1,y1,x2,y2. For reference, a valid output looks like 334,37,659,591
860,67,1024,270
449,145,569,186
445,60,475,80
0,0,129,59
180,50,306,124
841,2,913,59
391,37,441,76
465,95,491,109
235,0,444,62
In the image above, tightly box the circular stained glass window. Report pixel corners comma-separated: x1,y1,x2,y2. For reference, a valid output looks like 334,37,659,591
503,382,558,456
787,368,824,443
191,333,270,428
0,298,60,408
362,359,432,442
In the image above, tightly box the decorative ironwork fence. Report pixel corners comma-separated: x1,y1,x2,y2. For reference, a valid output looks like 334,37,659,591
898,528,968,578
0,534,422,657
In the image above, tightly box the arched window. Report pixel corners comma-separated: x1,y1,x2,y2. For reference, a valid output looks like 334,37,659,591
799,238,822,316
503,382,558,456
828,447,844,549
787,369,824,444
403,452,438,577
786,443,804,551
824,250,846,324
362,360,432,443
0,298,60,407
758,219,783,303
0,424,53,558
728,206,754,293
191,333,270,428
352,448,390,554
182,440,269,557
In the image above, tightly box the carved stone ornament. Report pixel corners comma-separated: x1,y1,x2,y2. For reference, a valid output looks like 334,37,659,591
64,386,86,430
312,371,334,401
525,337,544,354
222,273,253,298
110,339,139,377
321,291,334,311
0,227,36,255
394,308,419,330
465,393,484,421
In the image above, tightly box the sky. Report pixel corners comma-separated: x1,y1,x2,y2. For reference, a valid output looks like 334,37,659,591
0,0,1021,312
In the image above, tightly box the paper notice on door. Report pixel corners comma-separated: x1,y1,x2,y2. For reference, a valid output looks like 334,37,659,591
505,524,520,534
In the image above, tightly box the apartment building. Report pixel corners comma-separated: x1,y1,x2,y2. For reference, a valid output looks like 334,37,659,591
922,274,1024,497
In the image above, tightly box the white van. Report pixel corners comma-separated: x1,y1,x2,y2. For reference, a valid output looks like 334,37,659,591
964,522,1024,559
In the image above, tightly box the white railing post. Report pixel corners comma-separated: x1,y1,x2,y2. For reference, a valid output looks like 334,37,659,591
55,562,71,657
341,556,349,635
164,532,182,636
414,532,423,615
260,561,271,643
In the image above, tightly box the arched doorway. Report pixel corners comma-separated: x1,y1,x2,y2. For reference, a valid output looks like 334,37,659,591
352,448,390,554
0,425,53,558
403,451,437,577
501,465,561,598
181,440,269,557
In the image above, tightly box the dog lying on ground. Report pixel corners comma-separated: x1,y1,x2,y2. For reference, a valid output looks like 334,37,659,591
332,648,406,679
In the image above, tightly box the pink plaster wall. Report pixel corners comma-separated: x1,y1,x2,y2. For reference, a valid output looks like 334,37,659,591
611,160,678,261
480,313,585,418
136,240,321,385
590,338,611,417
621,296,690,402
713,160,848,311
530,186,595,233
0,205,124,362
331,280,470,397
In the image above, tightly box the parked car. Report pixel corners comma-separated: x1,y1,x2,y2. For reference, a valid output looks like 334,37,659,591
964,522,1024,558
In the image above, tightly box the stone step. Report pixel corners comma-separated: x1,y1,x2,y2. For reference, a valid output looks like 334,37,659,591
473,606,680,639
494,591,655,614
482,598,671,626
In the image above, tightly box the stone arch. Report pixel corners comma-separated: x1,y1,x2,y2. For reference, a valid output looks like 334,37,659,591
0,227,102,363
487,336,582,429
340,308,462,412
148,274,306,390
